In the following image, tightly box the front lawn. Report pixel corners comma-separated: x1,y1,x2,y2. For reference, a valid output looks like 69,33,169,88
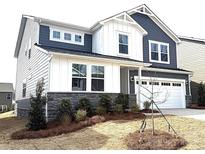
0,114,205,149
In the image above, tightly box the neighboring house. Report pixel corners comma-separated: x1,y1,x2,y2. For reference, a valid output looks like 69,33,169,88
177,36,205,103
0,83,14,111
14,4,192,121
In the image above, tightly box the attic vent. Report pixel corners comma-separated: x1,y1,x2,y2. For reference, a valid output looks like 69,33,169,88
116,15,124,20
136,6,152,15
139,8,144,12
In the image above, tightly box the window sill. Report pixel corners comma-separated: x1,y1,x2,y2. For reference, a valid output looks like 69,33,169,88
150,60,170,64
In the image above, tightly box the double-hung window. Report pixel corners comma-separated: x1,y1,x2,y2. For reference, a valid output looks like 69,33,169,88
72,64,87,91
91,66,104,91
119,34,128,54
160,44,168,62
149,40,169,63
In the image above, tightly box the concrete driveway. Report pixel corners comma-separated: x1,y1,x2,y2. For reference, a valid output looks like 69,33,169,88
161,109,205,121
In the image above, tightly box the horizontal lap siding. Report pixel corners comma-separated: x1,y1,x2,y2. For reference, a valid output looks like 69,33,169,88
177,40,205,102
15,19,50,100
131,13,177,69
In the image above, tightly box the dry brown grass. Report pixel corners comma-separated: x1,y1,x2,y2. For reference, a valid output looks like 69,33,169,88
125,129,187,150
1,113,205,149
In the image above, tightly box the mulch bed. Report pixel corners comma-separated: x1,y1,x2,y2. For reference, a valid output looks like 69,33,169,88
11,112,144,140
125,129,187,150
140,109,159,113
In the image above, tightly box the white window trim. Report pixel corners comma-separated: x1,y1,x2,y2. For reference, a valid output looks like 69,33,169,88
71,63,87,91
149,40,170,64
91,65,105,92
117,31,130,57
49,28,84,46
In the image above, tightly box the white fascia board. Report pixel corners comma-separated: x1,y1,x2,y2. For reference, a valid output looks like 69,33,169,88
34,45,49,55
143,67,192,75
127,4,181,44
178,35,205,43
27,16,92,34
91,11,148,35
49,51,151,68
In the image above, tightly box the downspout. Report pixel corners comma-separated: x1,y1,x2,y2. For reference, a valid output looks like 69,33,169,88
188,74,192,96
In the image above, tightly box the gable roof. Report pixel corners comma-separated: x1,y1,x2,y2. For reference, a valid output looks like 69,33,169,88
0,83,14,93
14,4,181,58
35,44,151,67
14,16,27,58
179,36,205,44
127,4,181,43
90,11,148,35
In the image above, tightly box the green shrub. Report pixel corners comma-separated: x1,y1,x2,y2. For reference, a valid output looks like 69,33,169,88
130,104,140,113
143,101,151,110
57,99,73,124
113,104,123,114
95,106,107,115
27,78,47,131
77,98,93,116
198,82,205,106
114,93,129,112
99,94,112,113
75,109,87,122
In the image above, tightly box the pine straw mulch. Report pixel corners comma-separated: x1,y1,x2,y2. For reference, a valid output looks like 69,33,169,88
11,112,145,140
125,129,187,150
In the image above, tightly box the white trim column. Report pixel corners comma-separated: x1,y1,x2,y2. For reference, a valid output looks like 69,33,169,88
138,66,142,108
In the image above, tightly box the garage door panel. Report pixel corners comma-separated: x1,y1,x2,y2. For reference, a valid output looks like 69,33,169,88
135,78,186,109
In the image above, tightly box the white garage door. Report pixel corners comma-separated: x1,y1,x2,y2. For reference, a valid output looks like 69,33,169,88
135,77,186,109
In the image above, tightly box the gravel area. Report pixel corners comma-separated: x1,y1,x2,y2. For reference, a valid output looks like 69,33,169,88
1,111,205,149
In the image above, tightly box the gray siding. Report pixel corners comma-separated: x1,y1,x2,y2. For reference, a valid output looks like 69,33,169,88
129,70,189,94
39,25,92,53
131,13,177,69
0,92,12,107
15,19,50,101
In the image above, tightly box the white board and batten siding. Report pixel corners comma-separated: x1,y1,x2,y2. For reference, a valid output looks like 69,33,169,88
92,20,144,61
49,55,121,93
15,19,50,100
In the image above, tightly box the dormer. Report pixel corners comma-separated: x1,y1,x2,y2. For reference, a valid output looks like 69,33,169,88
91,12,147,61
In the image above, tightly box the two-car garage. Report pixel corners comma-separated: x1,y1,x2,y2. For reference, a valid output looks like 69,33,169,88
135,77,186,109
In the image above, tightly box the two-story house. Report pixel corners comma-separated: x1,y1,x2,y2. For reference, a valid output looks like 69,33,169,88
14,4,192,121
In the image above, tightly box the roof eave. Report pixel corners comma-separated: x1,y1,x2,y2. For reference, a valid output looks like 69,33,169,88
127,4,181,44
14,16,27,58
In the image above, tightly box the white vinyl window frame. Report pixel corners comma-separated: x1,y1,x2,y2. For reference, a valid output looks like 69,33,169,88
91,65,105,92
149,40,170,64
49,28,84,46
71,63,87,91
117,31,130,57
